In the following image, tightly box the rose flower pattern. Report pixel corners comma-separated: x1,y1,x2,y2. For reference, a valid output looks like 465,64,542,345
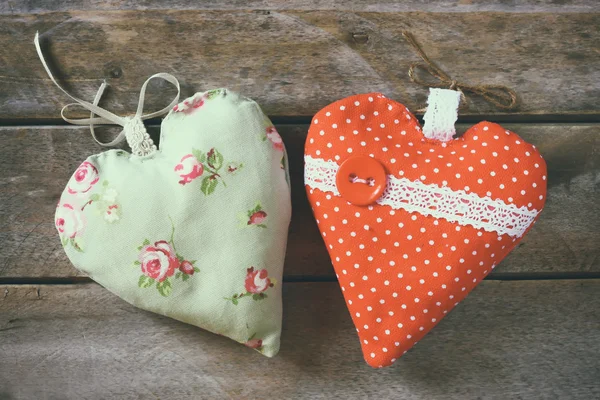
246,203,268,228
135,217,199,297
245,334,264,351
176,147,242,195
55,203,86,251
172,89,226,114
174,154,204,185
67,161,99,195
225,267,275,305
265,126,284,152
56,161,123,252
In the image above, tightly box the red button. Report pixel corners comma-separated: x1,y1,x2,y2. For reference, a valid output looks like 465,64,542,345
336,156,387,206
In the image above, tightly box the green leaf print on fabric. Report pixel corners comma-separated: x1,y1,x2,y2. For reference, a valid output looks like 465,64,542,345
175,147,242,195
201,176,219,195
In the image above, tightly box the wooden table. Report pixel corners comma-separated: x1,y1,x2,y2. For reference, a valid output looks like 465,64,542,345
1,1,599,399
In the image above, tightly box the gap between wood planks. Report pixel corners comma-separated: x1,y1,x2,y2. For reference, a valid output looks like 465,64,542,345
2,272,600,286
1,114,600,127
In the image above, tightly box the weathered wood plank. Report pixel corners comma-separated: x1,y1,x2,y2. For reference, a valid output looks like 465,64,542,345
1,0,597,14
0,10,598,120
0,280,599,399
0,124,598,278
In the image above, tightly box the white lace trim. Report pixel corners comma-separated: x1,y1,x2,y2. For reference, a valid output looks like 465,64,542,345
124,117,157,156
422,88,461,142
304,155,539,238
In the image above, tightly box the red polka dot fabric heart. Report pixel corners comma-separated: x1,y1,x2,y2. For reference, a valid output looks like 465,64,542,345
304,93,547,368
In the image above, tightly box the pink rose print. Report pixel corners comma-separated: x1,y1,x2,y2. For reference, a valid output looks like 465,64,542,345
245,336,263,350
182,148,242,195
249,211,267,225
179,260,195,275
135,217,199,297
245,203,267,228
139,240,179,283
172,90,226,115
265,126,284,151
67,161,99,195
173,96,204,114
56,203,86,239
225,267,275,305
55,203,86,251
245,267,272,294
175,154,204,185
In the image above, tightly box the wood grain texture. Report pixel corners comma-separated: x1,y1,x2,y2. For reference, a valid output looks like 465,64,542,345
1,0,598,13
0,280,599,399
0,10,598,120
0,124,598,279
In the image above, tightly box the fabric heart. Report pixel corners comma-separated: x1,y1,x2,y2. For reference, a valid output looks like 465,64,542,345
37,34,291,357
304,91,547,367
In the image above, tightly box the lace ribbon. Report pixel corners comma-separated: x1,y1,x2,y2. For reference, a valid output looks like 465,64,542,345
305,155,539,238
422,88,461,142
34,32,181,156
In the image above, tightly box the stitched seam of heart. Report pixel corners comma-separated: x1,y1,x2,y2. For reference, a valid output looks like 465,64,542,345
304,155,539,238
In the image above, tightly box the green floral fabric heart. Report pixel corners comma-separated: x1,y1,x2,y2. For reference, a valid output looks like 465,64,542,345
55,90,291,356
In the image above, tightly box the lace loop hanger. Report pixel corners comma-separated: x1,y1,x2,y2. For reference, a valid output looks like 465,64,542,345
34,31,181,156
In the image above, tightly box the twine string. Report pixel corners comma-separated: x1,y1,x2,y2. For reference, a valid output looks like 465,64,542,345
402,31,518,111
